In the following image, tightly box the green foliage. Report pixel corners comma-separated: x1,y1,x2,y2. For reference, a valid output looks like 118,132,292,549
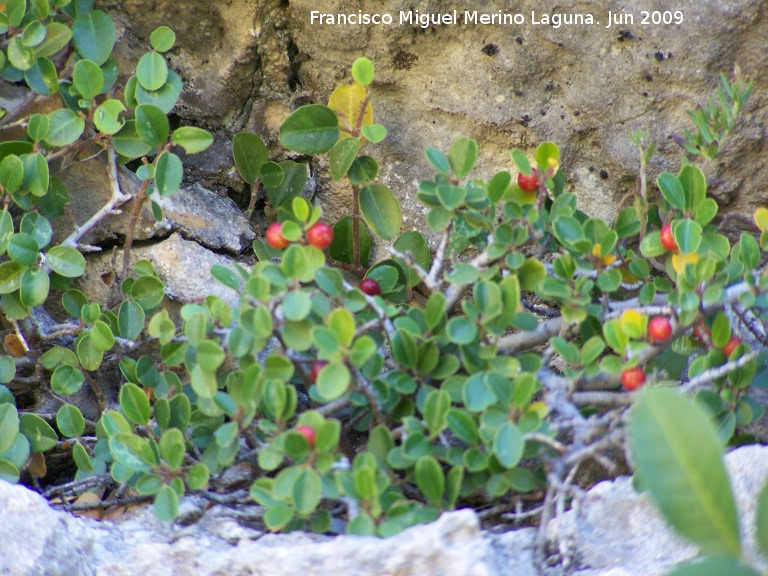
631,389,768,575
0,15,765,550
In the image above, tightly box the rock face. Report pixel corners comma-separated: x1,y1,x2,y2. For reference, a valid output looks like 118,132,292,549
1,445,767,576
109,0,767,252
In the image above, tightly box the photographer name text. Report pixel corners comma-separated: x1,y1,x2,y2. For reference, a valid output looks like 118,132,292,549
309,9,684,29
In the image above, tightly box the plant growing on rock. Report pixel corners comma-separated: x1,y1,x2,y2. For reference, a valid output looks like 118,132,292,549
0,11,766,568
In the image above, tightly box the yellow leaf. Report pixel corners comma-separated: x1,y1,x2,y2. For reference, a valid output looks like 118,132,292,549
671,251,699,275
620,309,647,339
754,207,768,232
327,83,373,137
591,243,602,258
527,401,549,419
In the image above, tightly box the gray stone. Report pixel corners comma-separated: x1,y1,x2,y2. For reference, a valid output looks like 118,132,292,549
109,0,768,256
79,233,246,310
3,446,768,575
54,154,254,255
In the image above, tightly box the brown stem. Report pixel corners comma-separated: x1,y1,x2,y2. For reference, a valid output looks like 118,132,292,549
246,178,261,216
352,183,361,270
120,179,150,280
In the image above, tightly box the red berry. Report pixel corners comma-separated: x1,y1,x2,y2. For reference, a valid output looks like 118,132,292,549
295,425,316,448
265,222,290,249
306,222,333,249
359,278,381,296
621,367,646,391
517,170,539,193
310,360,327,383
660,224,678,252
648,316,673,343
722,336,741,356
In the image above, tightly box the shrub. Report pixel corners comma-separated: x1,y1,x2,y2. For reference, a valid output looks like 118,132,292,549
1,4,766,557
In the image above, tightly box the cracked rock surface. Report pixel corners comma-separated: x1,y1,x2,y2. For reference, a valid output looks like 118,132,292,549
1,446,766,576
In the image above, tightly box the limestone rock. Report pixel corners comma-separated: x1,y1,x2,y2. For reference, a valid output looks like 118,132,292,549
54,153,254,255
3,446,768,575
79,233,246,310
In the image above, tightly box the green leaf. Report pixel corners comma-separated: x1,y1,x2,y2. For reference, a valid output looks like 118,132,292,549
673,219,702,255
135,104,169,146
131,274,165,310
629,388,741,557
110,432,156,471
493,422,524,468
445,408,478,445
436,185,466,210
27,114,49,142
279,105,339,154
0,156,24,194
447,317,477,345
9,233,39,265
136,52,168,91
361,124,387,142
154,484,179,522
46,246,86,277
51,365,85,395
150,26,176,53
72,10,116,65
21,213,52,248
118,300,146,340
329,137,359,181
293,467,322,516
657,172,685,210
22,21,47,47
172,127,212,154
316,362,350,401
264,503,294,531
535,142,559,172
159,428,185,470
34,23,72,59
664,558,760,576
8,37,35,70
154,152,182,197
260,161,283,189
112,120,153,159
448,137,477,179
186,462,209,490
358,184,402,240
56,405,85,438
44,109,85,147
347,155,379,185
77,334,103,371
639,231,666,258
328,215,371,266
120,383,151,426
423,390,450,435
283,291,312,321
19,267,49,308
678,164,707,213
94,99,126,135
351,57,374,86
415,456,444,506
20,413,57,452
392,231,431,288
72,59,104,100
0,404,19,455
232,132,267,185
134,70,182,113
0,356,16,384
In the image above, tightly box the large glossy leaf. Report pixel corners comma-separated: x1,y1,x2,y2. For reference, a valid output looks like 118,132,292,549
629,388,741,557
392,231,430,287
279,105,339,154
328,215,371,266
233,132,267,184
358,184,401,240
71,10,116,65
